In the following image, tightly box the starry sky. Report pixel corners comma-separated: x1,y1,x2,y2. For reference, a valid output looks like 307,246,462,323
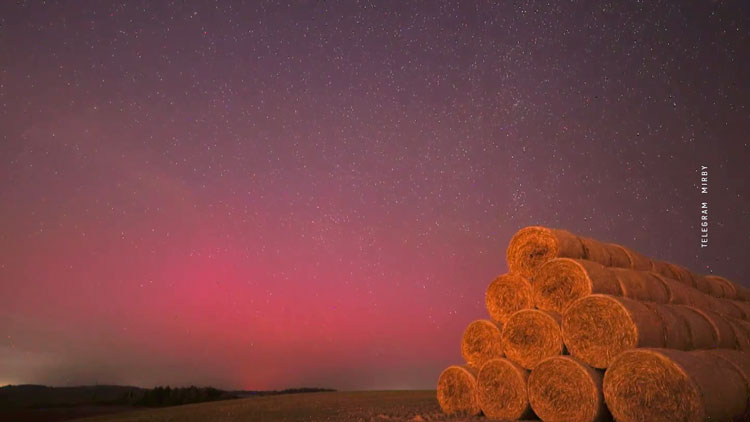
1,1,748,390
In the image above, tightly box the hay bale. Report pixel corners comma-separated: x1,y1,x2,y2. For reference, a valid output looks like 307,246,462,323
715,298,748,320
502,309,565,369
652,261,697,289
606,243,631,268
436,365,480,416
657,275,739,318
532,258,621,314
528,356,609,422
485,273,533,324
666,263,698,288
562,295,664,368
652,273,693,304
617,245,653,271
650,260,675,281
665,305,718,349
705,274,738,299
736,284,750,301
476,358,533,420
642,303,692,350
506,226,584,279
461,320,504,368
694,309,738,349
694,274,731,299
611,268,669,303
706,349,750,421
735,300,750,319
729,318,750,351
603,348,749,422
578,236,612,267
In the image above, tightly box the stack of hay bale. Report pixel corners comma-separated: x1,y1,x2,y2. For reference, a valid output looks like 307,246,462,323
437,226,750,422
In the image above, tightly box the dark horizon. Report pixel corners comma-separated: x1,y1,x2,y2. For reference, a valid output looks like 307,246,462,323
2,0,748,391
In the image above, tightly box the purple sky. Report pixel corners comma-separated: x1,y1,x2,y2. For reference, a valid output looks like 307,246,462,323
1,0,748,390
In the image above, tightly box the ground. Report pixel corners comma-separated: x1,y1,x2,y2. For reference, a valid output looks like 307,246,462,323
69,391,514,422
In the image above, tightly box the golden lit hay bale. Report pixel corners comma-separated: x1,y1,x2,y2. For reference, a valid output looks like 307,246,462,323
636,269,750,320
502,309,565,369
618,245,653,271
606,243,631,268
485,273,533,324
705,274,738,299
603,348,749,422
660,277,728,315
561,295,664,368
734,300,750,319
577,236,612,267
652,261,697,288
666,263,698,287
729,318,750,351
715,298,748,320
706,349,750,381
666,305,718,349
651,273,693,304
705,349,750,421
694,309,738,349
506,226,584,279
531,258,621,314
642,303,692,350
436,365,480,416
611,268,669,303
527,356,609,422
726,299,750,319
694,274,730,299
649,260,674,284
476,358,533,420
736,284,750,301
460,320,504,368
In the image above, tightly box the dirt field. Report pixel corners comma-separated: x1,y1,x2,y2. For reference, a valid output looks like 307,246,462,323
71,391,519,422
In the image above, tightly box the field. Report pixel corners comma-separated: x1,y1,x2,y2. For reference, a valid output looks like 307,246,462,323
71,391,499,422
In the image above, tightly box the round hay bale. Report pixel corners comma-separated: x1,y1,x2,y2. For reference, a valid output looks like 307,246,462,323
606,243,632,268
528,356,609,422
502,309,565,369
603,348,749,422
532,258,621,314
642,303,692,350
612,268,669,303
650,260,670,277
476,358,533,420
714,298,748,320
729,318,750,351
666,305,718,349
736,284,750,301
506,226,584,279
485,273,533,324
562,295,664,368
694,310,738,349
705,349,750,421
461,320,504,368
652,261,697,289
436,365,480,416
651,273,693,305
734,300,750,319
694,274,730,299
666,263,698,288
578,236,612,267
705,274,738,299
618,245,653,271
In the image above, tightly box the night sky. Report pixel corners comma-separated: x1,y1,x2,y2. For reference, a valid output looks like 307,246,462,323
1,1,748,390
